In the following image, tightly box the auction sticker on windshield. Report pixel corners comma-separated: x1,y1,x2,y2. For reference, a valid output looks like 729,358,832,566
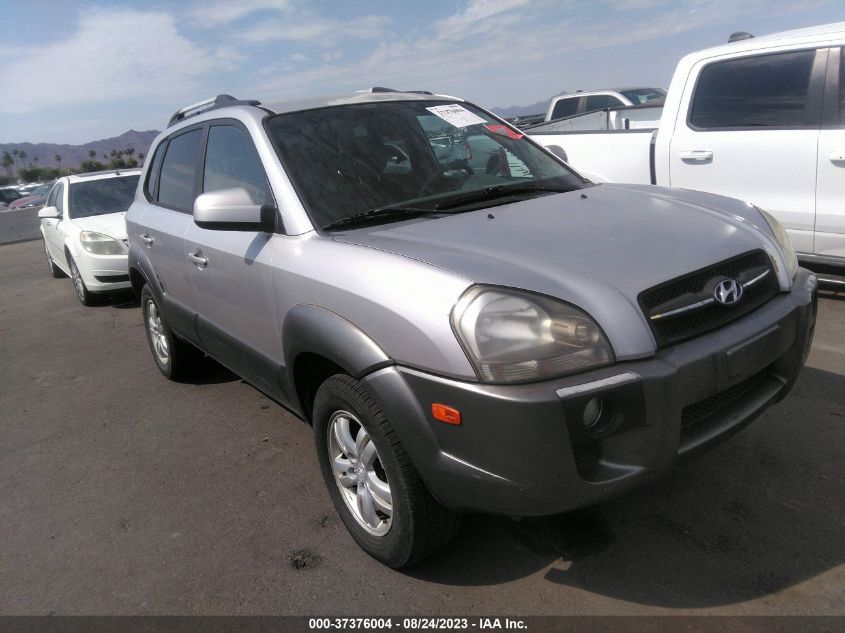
426,104,487,128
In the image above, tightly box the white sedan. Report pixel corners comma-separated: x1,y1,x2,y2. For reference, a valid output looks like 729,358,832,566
38,170,141,305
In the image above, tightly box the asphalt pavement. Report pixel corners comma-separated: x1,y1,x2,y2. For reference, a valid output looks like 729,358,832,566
1,239,843,617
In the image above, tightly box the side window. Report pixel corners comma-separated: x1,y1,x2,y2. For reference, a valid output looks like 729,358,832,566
158,129,202,212
54,183,65,213
202,125,272,205
690,49,817,129
144,141,166,201
551,97,578,119
585,94,622,112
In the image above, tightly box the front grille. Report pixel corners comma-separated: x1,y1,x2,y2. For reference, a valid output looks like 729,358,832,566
639,250,779,347
681,369,768,429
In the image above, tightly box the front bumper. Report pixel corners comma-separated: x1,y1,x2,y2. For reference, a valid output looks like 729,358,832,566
76,251,131,292
361,269,817,516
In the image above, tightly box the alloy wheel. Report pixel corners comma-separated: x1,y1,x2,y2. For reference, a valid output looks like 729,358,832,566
327,410,393,536
145,299,170,366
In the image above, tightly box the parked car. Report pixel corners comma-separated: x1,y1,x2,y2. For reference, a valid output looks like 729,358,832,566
128,91,816,568
38,170,140,305
0,186,23,205
17,182,43,196
9,182,54,210
544,88,666,121
529,22,845,269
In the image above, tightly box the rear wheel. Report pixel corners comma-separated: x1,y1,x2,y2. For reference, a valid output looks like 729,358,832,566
313,374,460,568
68,256,92,306
43,240,64,278
141,284,203,381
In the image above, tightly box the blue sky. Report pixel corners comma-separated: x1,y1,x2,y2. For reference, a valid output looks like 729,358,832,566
2,0,842,144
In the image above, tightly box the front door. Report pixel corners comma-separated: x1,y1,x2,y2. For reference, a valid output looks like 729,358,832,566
185,122,284,397
668,48,826,256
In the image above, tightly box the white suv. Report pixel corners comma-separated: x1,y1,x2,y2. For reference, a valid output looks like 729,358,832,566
38,170,140,305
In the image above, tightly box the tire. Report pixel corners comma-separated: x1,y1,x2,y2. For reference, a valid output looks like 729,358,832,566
140,284,203,381
68,256,93,306
313,374,460,568
43,240,64,278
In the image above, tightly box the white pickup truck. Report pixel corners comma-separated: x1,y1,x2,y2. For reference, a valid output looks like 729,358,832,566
528,22,845,268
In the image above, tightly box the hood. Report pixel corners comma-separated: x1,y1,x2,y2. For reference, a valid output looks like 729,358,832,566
72,212,128,240
333,184,778,359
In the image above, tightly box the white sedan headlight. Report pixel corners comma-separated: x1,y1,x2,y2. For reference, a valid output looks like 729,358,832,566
754,206,798,280
79,231,124,255
452,286,613,384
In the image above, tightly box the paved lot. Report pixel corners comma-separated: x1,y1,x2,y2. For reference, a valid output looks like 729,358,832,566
1,238,843,616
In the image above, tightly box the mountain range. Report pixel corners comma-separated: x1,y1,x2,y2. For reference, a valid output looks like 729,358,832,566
489,90,567,118
1,130,160,174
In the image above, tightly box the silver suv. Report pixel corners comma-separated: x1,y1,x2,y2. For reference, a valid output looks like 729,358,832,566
127,91,817,568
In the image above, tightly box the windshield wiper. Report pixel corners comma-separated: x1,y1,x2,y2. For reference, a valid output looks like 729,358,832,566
322,205,438,231
433,184,575,211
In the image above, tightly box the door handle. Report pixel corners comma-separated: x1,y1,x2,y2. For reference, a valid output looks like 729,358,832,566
187,250,208,269
679,150,713,162
139,233,154,246
829,151,845,163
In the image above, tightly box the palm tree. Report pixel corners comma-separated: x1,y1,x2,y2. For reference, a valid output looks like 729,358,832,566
1,151,13,177
19,150,27,166
88,149,97,159
125,147,135,158
138,152,145,162
55,154,62,171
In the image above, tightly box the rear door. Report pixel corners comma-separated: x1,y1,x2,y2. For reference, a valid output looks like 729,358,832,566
140,125,204,342
816,46,845,259
184,121,283,396
668,48,826,256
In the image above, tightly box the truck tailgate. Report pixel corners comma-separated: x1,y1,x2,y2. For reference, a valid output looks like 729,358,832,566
530,129,655,185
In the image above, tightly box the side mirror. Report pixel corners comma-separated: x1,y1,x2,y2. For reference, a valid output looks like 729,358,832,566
38,206,60,219
193,188,276,233
545,144,569,163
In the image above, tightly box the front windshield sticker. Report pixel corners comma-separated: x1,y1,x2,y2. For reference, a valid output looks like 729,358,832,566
426,104,487,128
483,124,524,139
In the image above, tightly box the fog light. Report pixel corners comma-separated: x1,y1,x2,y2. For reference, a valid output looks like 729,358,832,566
582,396,603,430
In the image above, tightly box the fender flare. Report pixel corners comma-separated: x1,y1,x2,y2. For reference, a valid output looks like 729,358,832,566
281,304,393,409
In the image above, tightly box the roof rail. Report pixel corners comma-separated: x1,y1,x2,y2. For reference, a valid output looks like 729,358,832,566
728,31,754,43
167,94,261,127
367,86,435,95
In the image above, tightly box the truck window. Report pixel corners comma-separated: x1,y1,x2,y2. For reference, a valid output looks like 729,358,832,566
585,94,622,112
551,98,579,119
689,49,816,129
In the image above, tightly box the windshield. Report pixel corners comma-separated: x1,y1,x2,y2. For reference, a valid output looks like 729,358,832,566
266,100,585,229
31,184,52,197
619,88,666,105
68,175,139,219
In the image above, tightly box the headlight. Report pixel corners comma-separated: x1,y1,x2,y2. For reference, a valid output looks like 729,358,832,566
754,206,798,280
79,231,124,255
451,286,613,384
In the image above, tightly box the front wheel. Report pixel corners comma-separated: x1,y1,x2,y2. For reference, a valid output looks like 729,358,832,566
68,256,92,305
313,374,460,568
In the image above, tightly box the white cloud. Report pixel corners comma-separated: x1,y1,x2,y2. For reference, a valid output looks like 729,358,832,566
240,13,391,44
186,0,291,29
1,8,230,115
